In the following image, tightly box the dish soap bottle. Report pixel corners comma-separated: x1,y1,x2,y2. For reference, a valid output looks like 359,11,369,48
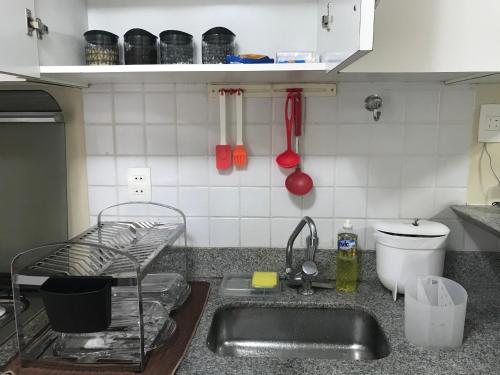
336,220,358,292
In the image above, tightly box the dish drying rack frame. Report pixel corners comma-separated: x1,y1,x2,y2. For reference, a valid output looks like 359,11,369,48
16,202,187,282
11,202,188,371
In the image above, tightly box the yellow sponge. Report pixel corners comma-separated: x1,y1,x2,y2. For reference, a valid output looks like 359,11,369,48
251,272,278,289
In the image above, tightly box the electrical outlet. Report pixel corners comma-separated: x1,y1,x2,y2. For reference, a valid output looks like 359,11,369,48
487,116,500,130
479,104,500,143
127,168,151,202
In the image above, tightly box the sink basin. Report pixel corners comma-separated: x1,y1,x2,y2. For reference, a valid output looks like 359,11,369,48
207,306,390,360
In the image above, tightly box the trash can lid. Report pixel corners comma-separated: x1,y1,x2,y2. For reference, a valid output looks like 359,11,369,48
374,219,450,237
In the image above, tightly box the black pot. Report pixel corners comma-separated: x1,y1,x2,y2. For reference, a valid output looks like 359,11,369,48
40,276,113,333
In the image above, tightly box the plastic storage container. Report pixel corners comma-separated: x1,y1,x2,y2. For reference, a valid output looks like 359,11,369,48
219,274,281,297
202,27,235,64
52,299,175,363
374,220,450,297
84,30,119,65
276,51,318,63
124,28,158,65
112,273,190,311
405,276,467,349
159,30,194,64
40,276,113,333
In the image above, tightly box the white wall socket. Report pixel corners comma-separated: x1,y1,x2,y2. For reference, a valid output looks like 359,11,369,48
127,167,151,202
478,104,500,143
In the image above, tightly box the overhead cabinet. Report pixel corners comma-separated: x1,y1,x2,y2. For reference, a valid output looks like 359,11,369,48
2,0,500,85
0,0,376,85
344,0,500,75
0,0,40,78
0,0,87,80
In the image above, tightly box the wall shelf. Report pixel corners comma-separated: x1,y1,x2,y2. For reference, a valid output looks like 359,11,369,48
38,63,341,86
36,64,493,88
452,205,500,237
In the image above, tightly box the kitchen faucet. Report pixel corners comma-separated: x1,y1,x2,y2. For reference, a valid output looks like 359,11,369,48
285,216,319,295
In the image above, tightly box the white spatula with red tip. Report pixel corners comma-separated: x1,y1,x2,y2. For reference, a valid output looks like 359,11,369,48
216,90,232,170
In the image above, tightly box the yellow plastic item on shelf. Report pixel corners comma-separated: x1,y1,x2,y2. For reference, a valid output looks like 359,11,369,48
251,271,278,289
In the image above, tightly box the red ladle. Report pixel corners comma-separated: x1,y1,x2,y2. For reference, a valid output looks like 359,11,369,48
286,166,313,195
276,93,300,169
285,90,313,196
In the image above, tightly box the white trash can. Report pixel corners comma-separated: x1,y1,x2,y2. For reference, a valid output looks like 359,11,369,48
374,220,450,296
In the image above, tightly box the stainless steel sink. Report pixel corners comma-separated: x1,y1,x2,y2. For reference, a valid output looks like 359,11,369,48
207,306,390,360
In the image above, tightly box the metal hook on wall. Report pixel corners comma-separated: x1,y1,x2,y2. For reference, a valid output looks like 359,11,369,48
364,94,383,122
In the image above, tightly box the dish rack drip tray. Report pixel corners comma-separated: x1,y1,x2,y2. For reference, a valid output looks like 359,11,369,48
19,202,187,280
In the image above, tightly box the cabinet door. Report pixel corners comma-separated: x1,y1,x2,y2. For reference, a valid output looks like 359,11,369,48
317,0,375,72
0,0,40,78
344,0,500,73
36,0,87,66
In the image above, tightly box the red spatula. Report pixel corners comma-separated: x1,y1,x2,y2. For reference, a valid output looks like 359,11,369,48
233,89,248,168
216,90,232,170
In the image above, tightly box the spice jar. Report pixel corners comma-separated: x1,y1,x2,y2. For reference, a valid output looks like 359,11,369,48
84,30,119,65
159,30,194,64
124,28,158,65
202,27,235,64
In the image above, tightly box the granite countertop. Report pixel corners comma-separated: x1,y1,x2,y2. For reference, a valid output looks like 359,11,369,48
176,279,500,375
1,249,498,374
452,205,500,236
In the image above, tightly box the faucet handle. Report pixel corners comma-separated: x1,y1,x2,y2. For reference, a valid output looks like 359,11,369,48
298,260,318,296
302,260,318,277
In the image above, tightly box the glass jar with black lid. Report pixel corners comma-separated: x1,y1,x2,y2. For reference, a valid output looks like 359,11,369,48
124,28,158,65
159,30,194,64
84,30,119,65
202,27,235,64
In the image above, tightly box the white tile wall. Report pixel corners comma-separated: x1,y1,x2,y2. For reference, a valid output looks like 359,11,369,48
85,125,114,155
83,93,112,123
241,218,271,247
146,125,177,155
114,93,143,123
240,188,270,217
145,92,176,123
209,218,239,247
335,188,367,218
115,125,145,155
83,83,490,251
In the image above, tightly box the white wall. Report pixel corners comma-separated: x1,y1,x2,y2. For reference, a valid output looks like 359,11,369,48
82,81,499,251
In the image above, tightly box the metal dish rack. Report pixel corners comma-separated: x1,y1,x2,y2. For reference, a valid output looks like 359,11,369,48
11,202,189,371
19,202,187,281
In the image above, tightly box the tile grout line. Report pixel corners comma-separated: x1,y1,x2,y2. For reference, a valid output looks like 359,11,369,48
431,88,442,231
398,89,408,220
173,84,183,244
110,84,119,218
141,83,149,217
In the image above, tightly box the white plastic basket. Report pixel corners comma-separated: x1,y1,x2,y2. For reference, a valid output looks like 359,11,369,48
405,276,467,349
